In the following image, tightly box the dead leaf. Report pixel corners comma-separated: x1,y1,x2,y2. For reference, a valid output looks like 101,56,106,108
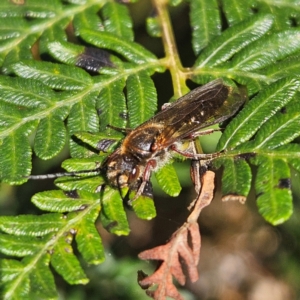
138,171,216,299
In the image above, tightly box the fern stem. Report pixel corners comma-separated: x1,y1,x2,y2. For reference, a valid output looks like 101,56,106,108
152,0,186,97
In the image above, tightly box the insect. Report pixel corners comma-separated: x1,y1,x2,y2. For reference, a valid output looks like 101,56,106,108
29,79,247,202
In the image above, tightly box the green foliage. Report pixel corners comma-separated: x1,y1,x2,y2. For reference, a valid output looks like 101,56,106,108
154,163,182,197
214,78,300,224
0,0,300,298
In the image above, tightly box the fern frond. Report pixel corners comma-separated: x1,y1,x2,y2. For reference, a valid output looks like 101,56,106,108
194,14,274,68
190,0,221,54
1,0,300,298
217,77,300,150
214,77,300,225
0,201,103,298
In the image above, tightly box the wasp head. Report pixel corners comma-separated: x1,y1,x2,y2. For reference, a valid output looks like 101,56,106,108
105,149,142,190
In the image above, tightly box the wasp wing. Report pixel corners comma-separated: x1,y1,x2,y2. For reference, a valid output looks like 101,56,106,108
145,79,246,149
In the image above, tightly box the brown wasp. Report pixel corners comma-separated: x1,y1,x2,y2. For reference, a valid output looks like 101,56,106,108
29,79,246,201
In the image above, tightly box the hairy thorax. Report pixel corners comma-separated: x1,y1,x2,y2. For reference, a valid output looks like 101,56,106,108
105,122,172,189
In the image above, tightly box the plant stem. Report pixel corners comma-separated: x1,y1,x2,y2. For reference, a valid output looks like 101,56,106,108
152,0,187,98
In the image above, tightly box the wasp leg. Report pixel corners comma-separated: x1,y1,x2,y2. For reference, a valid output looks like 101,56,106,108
170,144,221,159
188,160,210,210
128,160,156,204
190,160,201,195
188,128,222,139
189,141,202,194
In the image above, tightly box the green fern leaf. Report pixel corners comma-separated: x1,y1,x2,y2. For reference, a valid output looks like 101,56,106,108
217,77,300,150
100,187,130,236
0,258,25,283
131,194,157,220
222,0,300,30
51,236,89,285
154,163,181,197
229,30,300,71
261,54,300,81
47,41,91,66
146,15,162,37
55,176,104,193
1,265,30,300
68,91,100,157
30,254,57,300
190,0,221,54
73,6,103,35
249,99,300,150
221,0,254,25
31,190,99,212
0,77,55,108
54,156,106,192
275,144,300,173
253,156,292,225
0,214,67,236
0,0,59,17
127,71,157,127
249,0,299,30
0,17,33,66
74,131,122,151
12,60,93,90
213,157,252,199
76,208,105,265
97,78,126,131
195,14,273,68
61,156,105,171
0,234,44,257
0,125,35,184
214,77,300,224
34,113,68,159
79,28,156,63
0,198,103,298
101,2,134,40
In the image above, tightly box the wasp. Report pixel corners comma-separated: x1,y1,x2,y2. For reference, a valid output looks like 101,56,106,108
29,79,246,202
102,79,246,200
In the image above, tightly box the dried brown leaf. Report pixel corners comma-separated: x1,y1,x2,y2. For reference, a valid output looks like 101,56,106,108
138,171,216,300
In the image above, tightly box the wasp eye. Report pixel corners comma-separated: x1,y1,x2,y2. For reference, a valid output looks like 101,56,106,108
129,166,139,182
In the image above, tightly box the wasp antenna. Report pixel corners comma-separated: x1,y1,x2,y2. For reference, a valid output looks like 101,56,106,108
27,173,73,180
106,124,132,134
27,168,103,180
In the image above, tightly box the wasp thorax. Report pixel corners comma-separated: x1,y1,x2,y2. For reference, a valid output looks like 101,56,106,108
106,153,141,188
